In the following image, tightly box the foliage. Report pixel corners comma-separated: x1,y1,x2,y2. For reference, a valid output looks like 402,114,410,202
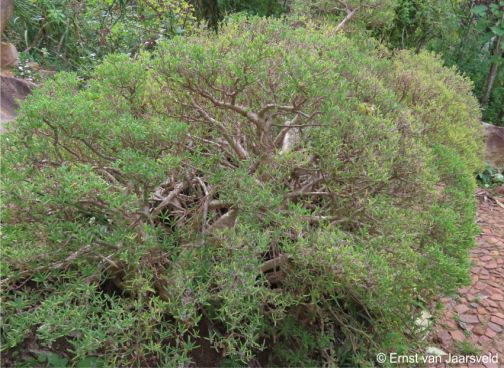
218,0,287,17
5,0,502,126
382,0,504,125
1,17,483,366
476,165,504,187
390,50,484,171
379,0,461,50
291,0,399,31
5,0,196,73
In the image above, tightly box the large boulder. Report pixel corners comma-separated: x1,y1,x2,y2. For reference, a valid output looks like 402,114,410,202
1,0,19,69
482,122,504,168
1,1,35,129
0,0,14,35
0,76,34,128
1,42,19,68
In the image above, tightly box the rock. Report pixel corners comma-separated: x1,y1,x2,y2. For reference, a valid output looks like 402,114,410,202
489,293,503,301
0,76,35,127
487,322,502,333
457,320,469,331
0,0,14,35
478,335,491,345
455,304,469,314
426,346,447,356
414,310,432,340
472,325,486,335
0,42,19,68
489,315,504,326
1,0,20,72
437,330,452,345
459,314,479,324
482,122,504,168
485,328,497,338
450,330,466,342
415,310,432,330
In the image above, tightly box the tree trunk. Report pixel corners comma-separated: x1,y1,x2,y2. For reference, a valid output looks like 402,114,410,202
482,35,502,107
190,0,220,32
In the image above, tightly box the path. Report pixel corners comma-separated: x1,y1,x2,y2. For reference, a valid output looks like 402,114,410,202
431,190,504,367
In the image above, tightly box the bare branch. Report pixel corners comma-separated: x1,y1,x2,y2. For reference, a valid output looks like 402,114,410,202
333,7,359,34
188,85,265,131
195,177,210,231
274,114,302,149
151,181,187,218
190,97,249,160
260,254,291,273
206,208,239,232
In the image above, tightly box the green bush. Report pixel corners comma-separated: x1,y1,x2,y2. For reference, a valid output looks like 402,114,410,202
389,50,484,171
1,17,483,366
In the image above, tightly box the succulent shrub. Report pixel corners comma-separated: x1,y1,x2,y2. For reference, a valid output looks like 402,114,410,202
1,16,483,366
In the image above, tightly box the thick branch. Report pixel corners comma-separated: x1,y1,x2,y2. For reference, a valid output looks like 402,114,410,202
333,7,359,34
190,97,249,160
189,85,265,131
151,181,187,218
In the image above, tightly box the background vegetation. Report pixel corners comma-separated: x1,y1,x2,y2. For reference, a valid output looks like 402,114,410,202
6,0,502,125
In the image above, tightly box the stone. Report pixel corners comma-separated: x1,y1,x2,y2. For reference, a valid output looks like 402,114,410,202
0,0,14,34
487,280,501,288
477,307,488,315
489,315,504,326
426,346,447,356
486,261,498,269
0,76,34,125
479,335,492,345
472,325,486,335
457,321,469,331
459,314,480,324
0,42,19,68
483,362,499,368
450,330,466,342
455,304,469,314
475,282,487,290
438,331,452,345
428,195,504,360
487,322,503,333
415,310,432,330
493,312,504,319
490,293,504,301
485,328,497,338
487,299,499,308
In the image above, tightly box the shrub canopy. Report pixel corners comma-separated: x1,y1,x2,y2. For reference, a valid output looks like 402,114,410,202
1,17,483,366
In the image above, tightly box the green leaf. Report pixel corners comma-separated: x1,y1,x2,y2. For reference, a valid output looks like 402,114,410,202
471,4,487,16
490,54,504,64
76,357,104,368
36,352,68,367
46,353,68,368
490,25,504,37
489,3,501,15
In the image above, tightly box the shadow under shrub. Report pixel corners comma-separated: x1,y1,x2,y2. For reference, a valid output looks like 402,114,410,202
1,16,483,367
